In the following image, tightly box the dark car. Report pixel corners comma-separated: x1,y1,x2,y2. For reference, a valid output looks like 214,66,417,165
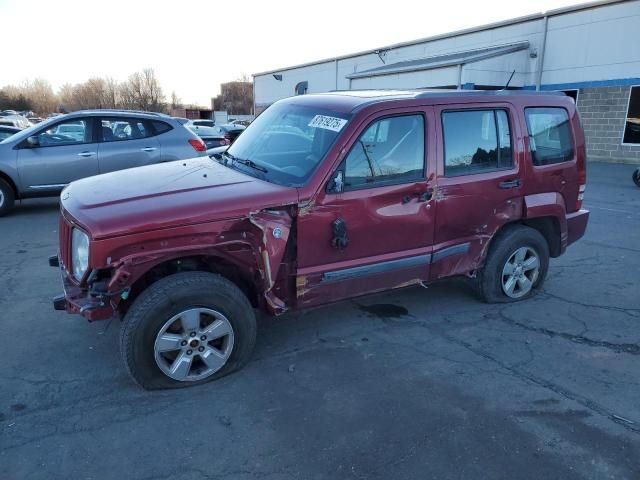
0,125,21,141
216,123,245,144
53,90,589,389
187,125,230,155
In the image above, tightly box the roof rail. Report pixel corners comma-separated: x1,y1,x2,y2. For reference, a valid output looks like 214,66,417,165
415,89,565,98
72,109,168,116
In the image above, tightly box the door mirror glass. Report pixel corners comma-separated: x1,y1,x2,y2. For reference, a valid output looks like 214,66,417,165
27,135,40,147
326,170,344,193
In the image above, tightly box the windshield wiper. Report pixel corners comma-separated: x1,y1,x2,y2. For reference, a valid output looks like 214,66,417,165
232,156,268,173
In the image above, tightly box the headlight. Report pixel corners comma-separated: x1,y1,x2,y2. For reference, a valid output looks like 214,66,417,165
72,228,90,280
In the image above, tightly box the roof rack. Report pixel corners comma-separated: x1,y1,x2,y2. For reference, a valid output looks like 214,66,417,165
72,109,168,116
415,89,565,98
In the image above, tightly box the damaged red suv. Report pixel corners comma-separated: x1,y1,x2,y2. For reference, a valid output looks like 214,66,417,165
52,90,589,389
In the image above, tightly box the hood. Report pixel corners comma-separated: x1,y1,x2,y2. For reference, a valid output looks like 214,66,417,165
61,157,298,239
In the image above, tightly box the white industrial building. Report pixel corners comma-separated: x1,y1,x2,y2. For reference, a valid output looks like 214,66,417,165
253,0,640,163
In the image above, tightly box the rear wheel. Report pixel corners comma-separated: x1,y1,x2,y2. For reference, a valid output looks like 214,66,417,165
476,225,549,303
120,272,257,389
0,178,15,216
633,168,640,188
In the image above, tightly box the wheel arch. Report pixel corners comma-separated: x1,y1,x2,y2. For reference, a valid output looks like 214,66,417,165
0,170,18,198
122,254,261,313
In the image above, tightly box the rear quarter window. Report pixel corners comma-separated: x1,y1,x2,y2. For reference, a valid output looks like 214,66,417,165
152,121,173,134
525,107,574,166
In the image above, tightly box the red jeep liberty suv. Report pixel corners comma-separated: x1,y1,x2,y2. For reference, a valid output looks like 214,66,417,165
52,90,589,389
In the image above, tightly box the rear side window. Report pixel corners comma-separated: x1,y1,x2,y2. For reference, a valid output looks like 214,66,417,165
152,121,172,134
100,118,153,142
525,107,574,165
343,114,425,189
442,109,512,176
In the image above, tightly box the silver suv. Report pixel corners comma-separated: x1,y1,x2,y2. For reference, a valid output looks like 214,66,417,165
0,109,207,215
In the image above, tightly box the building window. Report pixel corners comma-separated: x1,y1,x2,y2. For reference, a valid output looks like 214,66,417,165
442,109,513,176
525,108,574,165
623,86,640,144
295,81,308,96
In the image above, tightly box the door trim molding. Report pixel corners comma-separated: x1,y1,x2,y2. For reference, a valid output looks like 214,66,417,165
431,242,470,263
30,183,68,189
321,254,431,284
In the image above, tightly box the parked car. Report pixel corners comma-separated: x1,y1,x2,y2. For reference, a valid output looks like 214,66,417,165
229,119,252,127
52,90,589,389
0,109,207,215
188,119,215,128
0,125,21,141
0,114,31,129
216,123,245,144
188,125,230,155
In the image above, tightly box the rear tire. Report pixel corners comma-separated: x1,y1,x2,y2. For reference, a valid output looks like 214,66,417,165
476,225,549,303
120,272,257,390
633,168,640,188
0,178,15,216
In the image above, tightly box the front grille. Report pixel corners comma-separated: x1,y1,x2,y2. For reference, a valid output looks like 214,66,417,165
59,213,72,272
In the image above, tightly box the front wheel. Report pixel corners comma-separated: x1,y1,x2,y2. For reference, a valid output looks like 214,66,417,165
120,272,257,389
476,225,549,303
633,168,640,188
0,178,15,217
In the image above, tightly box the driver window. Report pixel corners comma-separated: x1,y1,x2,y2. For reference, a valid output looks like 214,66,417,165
38,119,92,147
343,114,425,189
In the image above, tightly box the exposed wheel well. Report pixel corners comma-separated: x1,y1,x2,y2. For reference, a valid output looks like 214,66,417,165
123,255,260,313
0,171,18,198
520,217,562,258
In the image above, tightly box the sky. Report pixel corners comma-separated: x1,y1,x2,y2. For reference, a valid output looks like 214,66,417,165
1,0,584,106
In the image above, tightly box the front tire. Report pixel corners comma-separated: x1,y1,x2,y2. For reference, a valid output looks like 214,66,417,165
633,168,640,188
0,178,15,217
476,225,549,303
120,272,257,389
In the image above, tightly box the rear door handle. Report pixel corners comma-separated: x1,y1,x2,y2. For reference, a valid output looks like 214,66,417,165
77,151,95,157
499,178,521,189
141,147,157,152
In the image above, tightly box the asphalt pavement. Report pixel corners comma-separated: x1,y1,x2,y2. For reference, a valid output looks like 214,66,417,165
0,162,639,479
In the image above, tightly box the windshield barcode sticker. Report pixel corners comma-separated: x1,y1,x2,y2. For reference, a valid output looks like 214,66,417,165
308,115,348,132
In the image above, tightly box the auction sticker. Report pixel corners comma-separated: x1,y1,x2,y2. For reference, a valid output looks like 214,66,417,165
308,115,348,132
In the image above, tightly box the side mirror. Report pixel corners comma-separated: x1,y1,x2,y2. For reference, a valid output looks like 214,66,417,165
326,170,344,193
27,136,40,147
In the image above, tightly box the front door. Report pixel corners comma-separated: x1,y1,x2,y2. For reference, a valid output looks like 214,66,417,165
17,117,99,195
296,108,437,308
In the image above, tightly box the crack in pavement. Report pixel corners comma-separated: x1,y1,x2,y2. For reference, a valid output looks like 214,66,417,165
495,309,640,355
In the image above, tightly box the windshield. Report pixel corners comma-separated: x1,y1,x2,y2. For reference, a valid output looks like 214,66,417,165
226,103,351,186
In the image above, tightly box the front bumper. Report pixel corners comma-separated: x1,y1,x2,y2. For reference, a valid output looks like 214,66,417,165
566,209,590,247
51,255,116,321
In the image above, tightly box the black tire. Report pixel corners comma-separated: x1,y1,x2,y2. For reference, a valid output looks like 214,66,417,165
120,272,257,390
633,168,640,188
0,178,15,217
476,225,549,303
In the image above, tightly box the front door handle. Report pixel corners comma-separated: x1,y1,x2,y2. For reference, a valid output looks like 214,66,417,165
499,178,521,189
77,151,95,157
141,147,157,152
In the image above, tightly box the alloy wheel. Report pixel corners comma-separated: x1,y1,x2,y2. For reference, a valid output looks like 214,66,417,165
501,246,540,299
154,307,234,381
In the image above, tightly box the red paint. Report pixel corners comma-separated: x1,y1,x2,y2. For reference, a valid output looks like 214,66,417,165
56,91,589,320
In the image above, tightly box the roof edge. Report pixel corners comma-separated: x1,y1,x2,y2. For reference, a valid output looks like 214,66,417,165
253,0,627,77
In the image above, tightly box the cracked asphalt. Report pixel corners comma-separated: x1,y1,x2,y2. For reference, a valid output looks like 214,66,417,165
1,162,639,480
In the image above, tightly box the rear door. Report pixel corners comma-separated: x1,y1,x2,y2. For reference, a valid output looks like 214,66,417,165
430,102,524,280
296,107,437,307
17,117,99,195
97,117,161,173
